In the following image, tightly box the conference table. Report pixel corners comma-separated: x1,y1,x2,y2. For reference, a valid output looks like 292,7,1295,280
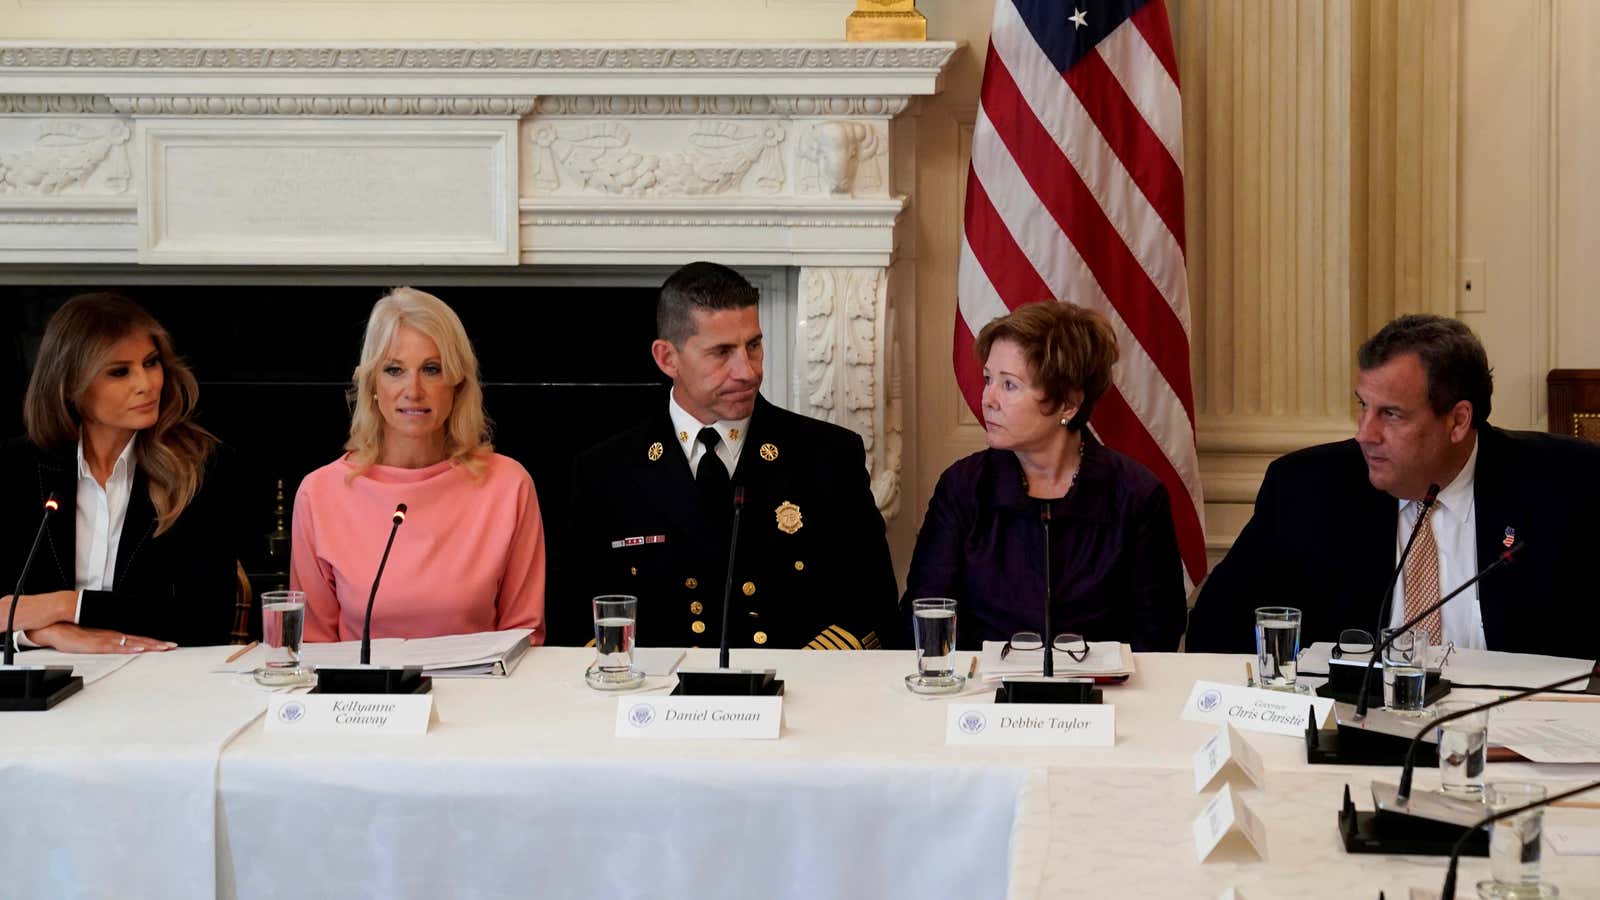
5,645,1598,899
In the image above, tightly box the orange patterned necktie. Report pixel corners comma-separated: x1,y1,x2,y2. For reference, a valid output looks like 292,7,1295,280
1402,503,1443,645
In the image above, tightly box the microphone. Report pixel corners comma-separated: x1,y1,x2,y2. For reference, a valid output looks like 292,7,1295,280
1354,536,1524,719
360,503,406,666
716,485,744,671
1352,484,1439,715
1041,502,1054,679
0,492,82,710
995,500,1099,705
1395,660,1600,803
312,502,430,695
1439,779,1600,898
4,492,60,666
675,482,780,696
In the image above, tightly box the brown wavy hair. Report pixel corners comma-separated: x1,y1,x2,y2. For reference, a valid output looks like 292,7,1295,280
344,287,492,480
975,301,1120,433
23,292,216,535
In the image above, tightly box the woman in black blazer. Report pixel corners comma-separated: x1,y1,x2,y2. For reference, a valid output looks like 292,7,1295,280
0,293,238,652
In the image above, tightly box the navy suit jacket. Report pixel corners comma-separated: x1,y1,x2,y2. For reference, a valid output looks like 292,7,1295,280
1186,426,1600,658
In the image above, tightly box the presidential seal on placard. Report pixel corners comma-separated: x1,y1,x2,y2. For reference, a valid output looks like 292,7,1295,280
775,501,803,534
647,442,664,462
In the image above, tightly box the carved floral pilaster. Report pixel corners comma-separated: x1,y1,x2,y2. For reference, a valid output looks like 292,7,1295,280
798,266,902,518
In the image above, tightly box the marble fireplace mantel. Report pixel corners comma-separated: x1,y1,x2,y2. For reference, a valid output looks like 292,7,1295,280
0,40,959,518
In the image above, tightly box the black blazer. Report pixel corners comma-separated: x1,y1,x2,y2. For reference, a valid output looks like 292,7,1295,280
0,437,240,647
1186,426,1600,658
560,393,899,651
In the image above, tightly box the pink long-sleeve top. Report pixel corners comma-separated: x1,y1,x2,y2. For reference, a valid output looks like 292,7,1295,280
290,453,546,645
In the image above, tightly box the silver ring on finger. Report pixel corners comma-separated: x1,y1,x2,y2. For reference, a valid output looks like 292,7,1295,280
118,635,127,647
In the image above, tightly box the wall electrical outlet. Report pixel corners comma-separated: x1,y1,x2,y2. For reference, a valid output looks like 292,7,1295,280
1458,258,1486,313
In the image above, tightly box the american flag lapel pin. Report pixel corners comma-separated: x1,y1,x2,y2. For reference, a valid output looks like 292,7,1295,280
1503,526,1515,548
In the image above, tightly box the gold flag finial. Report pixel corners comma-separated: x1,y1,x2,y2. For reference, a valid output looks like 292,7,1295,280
846,0,927,42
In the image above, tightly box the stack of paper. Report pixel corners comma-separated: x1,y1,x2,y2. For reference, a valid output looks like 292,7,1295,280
214,629,534,677
976,640,1135,683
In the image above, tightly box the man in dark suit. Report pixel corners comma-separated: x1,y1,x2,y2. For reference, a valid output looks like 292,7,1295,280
563,262,898,651
1187,315,1600,659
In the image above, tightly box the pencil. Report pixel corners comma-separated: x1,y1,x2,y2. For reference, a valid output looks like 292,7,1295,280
1245,661,1255,686
224,641,259,664
1551,798,1600,810
967,656,979,679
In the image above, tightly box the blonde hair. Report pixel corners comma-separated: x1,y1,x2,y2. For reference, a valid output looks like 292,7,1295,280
345,287,492,478
23,292,216,536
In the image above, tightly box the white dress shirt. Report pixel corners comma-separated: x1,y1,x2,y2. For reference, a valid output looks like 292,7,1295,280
668,391,750,478
1390,436,1485,650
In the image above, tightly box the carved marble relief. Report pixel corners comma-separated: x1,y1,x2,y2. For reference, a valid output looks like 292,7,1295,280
0,119,131,196
529,121,786,197
799,266,902,517
797,120,886,198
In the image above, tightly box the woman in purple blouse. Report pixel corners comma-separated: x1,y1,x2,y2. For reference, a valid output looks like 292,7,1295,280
904,302,1186,651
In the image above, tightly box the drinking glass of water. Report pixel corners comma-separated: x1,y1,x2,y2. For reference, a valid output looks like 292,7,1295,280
254,589,313,687
1435,701,1490,798
905,597,964,695
1381,626,1427,716
1477,781,1556,899
1252,607,1301,691
586,595,644,691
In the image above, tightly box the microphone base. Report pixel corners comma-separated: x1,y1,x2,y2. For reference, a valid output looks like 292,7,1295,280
672,669,784,696
0,666,83,710
1337,783,1488,857
1306,716,1440,767
311,666,432,695
995,678,1102,704
1318,665,1452,707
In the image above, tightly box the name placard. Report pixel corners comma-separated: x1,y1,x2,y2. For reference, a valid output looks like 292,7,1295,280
265,693,435,735
944,703,1115,747
615,696,783,740
1193,724,1266,793
1192,784,1266,863
1181,680,1333,738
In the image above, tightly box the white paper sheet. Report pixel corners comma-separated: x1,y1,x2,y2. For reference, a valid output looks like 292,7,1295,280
978,640,1134,682
1495,719,1600,764
213,629,533,676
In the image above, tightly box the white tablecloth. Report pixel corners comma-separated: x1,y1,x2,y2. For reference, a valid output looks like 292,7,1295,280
7,647,1599,899
0,647,267,900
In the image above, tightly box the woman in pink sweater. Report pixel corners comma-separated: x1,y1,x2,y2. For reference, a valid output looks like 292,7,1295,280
290,287,546,644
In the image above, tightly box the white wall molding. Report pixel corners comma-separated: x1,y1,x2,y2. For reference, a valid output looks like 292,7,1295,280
0,39,958,518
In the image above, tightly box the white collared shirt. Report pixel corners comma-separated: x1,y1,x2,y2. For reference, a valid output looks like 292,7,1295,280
667,391,750,478
76,436,137,596
1390,435,1484,649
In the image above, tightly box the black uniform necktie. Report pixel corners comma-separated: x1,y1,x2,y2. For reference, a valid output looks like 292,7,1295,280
695,426,732,522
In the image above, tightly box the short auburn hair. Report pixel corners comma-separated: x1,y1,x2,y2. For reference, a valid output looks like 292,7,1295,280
974,301,1119,433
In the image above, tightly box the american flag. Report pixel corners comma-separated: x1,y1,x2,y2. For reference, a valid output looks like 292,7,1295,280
955,0,1207,590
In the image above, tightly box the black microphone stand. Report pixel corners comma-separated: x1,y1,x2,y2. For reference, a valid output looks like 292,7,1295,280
314,503,431,695
1348,485,1439,715
1395,663,1600,803
1309,542,1525,768
676,485,782,696
996,500,1098,705
1439,779,1600,898
0,493,82,710
1354,539,1522,719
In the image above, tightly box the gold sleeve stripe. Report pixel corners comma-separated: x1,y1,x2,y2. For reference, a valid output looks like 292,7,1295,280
862,631,881,650
584,638,596,648
811,630,845,651
804,639,825,650
826,625,865,651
